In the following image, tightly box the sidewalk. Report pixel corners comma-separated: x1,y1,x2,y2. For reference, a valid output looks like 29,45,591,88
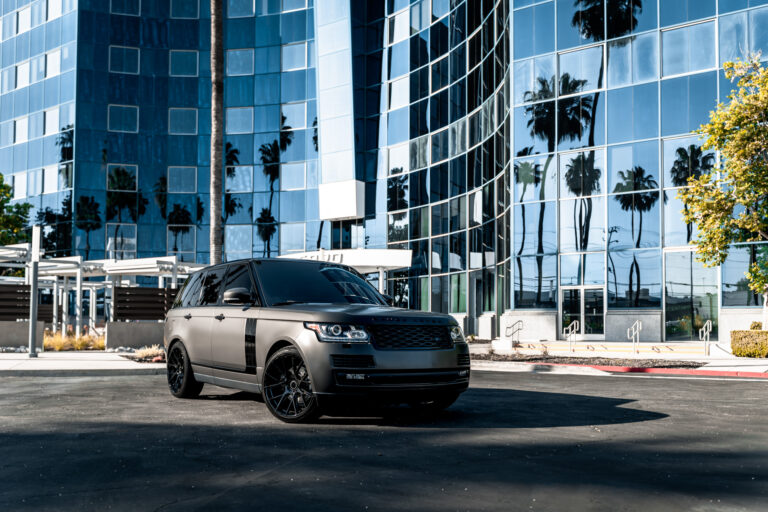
0,351,165,376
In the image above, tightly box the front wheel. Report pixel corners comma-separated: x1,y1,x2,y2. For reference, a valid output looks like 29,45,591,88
167,343,203,398
262,346,320,423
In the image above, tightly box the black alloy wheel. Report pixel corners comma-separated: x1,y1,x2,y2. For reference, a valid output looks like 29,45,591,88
167,343,204,398
263,346,320,423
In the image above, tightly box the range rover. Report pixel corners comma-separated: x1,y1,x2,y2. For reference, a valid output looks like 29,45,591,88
164,258,470,422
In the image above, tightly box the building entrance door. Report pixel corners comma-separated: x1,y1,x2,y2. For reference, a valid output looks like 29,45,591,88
560,287,605,340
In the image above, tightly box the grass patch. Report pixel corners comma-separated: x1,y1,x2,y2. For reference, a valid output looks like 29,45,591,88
43,332,105,351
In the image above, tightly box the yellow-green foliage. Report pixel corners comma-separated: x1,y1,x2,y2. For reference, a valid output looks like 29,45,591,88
43,332,105,351
731,330,768,358
680,56,768,296
751,321,763,330
134,345,164,359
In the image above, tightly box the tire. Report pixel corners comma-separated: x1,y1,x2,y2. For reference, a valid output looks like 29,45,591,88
262,346,320,423
166,342,204,398
408,392,460,413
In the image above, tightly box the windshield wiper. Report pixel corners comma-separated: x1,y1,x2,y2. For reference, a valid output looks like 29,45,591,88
270,300,309,307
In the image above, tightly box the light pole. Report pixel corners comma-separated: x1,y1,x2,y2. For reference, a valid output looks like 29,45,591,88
28,225,41,358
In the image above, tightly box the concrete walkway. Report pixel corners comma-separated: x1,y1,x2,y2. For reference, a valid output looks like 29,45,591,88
0,351,165,376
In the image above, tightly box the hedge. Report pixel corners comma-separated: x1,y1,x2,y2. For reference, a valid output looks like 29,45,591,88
731,330,768,358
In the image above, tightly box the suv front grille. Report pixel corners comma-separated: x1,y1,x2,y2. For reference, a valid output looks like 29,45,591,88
331,354,376,368
457,354,470,366
368,324,453,350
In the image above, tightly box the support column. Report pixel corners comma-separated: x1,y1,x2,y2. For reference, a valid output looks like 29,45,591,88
52,279,59,335
378,267,386,294
89,287,97,333
61,277,69,336
171,262,178,289
75,268,83,338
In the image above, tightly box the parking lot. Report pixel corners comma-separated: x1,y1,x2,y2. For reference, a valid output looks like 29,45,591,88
1,371,766,511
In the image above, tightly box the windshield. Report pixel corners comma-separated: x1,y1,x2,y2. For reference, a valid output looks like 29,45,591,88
255,260,386,306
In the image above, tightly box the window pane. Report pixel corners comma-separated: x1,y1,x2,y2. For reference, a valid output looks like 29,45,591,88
107,164,138,191
168,166,196,193
514,255,557,309
227,0,254,17
719,12,748,66
559,45,603,94
222,263,256,298
722,245,766,307
607,191,661,249
282,43,306,71
170,50,198,76
664,251,718,341
559,149,604,198
46,49,61,77
226,49,254,76
226,107,253,134
171,0,198,18
514,201,557,255
108,105,138,132
109,46,139,74
226,165,253,192
281,102,305,129
281,162,305,190
110,0,140,15
662,136,715,187
560,196,605,252
662,22,714,77
169,108,197,135
607,249,662,308
199,268,227,306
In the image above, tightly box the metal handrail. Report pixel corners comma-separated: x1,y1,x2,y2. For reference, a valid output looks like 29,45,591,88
564,320,579,352
699,319,713,356
506,319,523,346
627,320,642,354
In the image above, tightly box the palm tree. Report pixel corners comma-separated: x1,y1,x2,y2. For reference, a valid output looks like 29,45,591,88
75,196,101,260
106,167,147,259
523,74,592,304
55,125,74,162
255,207,276,257
210,0,224,265
669,144,715,243
563,151,600,251
167,203,193,253
612,166,659,305
35,193,72,257
514,151,542,299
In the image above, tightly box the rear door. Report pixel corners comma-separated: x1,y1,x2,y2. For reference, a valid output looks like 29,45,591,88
168,271,211,367
211,263,260,382
193,266,227,368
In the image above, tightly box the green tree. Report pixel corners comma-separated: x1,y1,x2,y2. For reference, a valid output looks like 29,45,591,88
255,207,276,257
75,195,102,260
680,56,768,328
0,173,31,246
669,143,715,243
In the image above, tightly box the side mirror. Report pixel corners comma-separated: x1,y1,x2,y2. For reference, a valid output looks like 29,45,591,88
223,287,251,305
382,294,394,306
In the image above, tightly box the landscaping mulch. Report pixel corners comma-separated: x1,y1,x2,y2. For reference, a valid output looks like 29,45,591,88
120,354,166,364
471,353,702,368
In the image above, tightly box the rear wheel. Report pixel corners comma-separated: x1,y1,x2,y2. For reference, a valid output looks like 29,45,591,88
167,342,203,398
263,346,320,423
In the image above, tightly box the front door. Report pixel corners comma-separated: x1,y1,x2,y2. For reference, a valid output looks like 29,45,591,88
560,287,605,340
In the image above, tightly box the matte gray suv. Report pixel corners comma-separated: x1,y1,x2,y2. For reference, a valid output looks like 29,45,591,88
164,258,470,422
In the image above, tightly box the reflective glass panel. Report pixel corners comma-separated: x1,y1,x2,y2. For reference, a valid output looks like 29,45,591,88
722,245,766,307
664,251,718,341
514,255,557,309
607,249,662,307
560,196,605,252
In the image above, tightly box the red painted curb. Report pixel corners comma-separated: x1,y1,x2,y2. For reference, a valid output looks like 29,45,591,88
530,362,768,379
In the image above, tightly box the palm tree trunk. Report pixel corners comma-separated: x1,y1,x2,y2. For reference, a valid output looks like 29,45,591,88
636,209,642,249
535,155,554,304
85,231,91,260
209,0,224,265
634,255,641,305
316,220,324,249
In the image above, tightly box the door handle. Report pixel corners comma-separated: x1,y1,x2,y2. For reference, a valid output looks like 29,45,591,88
183,314,192,320
215,314,225,321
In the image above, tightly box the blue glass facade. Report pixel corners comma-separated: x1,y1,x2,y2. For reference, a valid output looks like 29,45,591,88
2,0,768,338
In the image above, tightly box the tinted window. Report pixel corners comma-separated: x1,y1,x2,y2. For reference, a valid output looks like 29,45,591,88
223,263,258,305
177,272,204,308
255,261,385,306
199,268,227,306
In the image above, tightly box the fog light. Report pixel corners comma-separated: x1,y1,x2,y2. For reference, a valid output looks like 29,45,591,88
458,370,469,377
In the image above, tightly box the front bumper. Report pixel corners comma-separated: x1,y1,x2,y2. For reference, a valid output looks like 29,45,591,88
295,330,471,398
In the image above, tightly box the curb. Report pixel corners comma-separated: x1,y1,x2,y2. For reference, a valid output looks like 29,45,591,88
0,368,165,377
514,362,768,379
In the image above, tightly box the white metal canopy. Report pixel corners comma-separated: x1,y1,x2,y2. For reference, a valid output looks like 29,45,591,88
278,248,412,274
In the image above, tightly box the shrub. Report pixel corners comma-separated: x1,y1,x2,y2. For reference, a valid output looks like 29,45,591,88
731,330,768,358
43,333,105,351
750,321,762,330
134,345,165,360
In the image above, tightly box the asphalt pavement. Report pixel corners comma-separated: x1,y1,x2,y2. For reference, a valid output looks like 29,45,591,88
0,371,766,511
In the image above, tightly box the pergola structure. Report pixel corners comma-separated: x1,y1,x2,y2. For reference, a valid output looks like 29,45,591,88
0,239,205,342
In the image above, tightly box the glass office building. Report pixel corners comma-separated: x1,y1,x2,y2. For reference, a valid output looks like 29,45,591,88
2,0,768,340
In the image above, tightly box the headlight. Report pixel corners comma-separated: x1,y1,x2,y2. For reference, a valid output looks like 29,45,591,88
305,322,370,343
450,325,465,343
